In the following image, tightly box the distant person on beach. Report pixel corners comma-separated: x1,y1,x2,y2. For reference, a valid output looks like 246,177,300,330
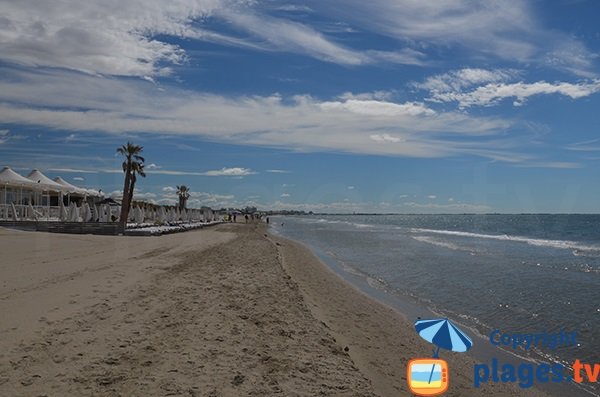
266,217,269,224
245,214,248,223
233,214,236,223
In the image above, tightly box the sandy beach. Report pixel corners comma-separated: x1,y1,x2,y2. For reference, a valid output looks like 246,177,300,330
0,223,547,396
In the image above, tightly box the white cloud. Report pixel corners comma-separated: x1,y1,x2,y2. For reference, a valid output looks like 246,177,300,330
189,191,234,200
147,163,161,170
416,69,600,107
339,91,395,101
427,195,437,199
133,192,157,200
274,5,314,13
0,67,527,162
280,193,290,197
177,192,236,208
44,165,254,177
566,138,600,152
0,0,594,84
313,0,596,76
162,186,176,192
266,169,290,173
109,190,123,199
144,170,208,176
72,176,84,181
432,80,600,108
0,129,27,144
222,11,363,66
413,69,600,108
157,198,178,206
202,167,255,177
160,191,235,208
138,167,255,176
48,167,98,174
370,133,403,143
321,99,434,117
220,10,425,66
415,68,519,97
515,161,582,169
0,0,428,79
0,0,218,77
347,186,355,190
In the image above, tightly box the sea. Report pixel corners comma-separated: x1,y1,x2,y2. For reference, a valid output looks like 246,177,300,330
270,214,600,396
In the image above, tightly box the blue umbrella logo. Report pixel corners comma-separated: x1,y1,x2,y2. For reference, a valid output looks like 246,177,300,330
415,318,473,384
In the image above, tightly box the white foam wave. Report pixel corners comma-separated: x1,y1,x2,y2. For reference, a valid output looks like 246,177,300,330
411,236,475,253
299,218,375,229
352,223,374,228
411,228,600,255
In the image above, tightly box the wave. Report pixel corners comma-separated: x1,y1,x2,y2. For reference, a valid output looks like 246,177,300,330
298,218,375,229
411,236,478,254
411,228,600,256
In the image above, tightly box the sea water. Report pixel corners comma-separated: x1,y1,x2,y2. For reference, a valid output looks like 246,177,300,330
270,214,600,393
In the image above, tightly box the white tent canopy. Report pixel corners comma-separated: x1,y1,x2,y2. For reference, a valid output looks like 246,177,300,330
57,177,102,198
0,166,41,190
27,169,65,192
54,176,90,195
1,166,106,220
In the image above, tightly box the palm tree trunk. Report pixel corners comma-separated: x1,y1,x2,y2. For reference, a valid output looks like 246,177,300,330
119,163,132,225
128,174,136,213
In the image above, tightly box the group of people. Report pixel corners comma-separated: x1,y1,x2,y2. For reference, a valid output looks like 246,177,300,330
225,213,269,224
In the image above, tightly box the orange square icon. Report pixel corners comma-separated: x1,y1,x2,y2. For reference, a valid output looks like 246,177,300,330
407,358,449,396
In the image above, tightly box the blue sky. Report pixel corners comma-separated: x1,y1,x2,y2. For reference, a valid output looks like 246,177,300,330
1,0,600,213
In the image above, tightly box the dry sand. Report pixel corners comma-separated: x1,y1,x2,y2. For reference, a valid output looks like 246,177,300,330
0,223,547,396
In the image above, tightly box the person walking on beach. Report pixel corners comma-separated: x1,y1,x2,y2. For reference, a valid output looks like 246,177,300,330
244,214,248,223
233,214,237,223
266,217,269,224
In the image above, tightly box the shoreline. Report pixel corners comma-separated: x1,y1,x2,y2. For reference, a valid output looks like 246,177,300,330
268,227,551,397
1,223,548,396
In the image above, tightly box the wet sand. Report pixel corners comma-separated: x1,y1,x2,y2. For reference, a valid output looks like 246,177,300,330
0,223,546,396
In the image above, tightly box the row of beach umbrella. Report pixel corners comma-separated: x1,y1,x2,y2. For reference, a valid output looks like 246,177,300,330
10,202,217,224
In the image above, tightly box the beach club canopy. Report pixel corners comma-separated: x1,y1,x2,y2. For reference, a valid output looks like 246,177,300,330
27,169,65,192
415,318,473,355
0,166,41,189
54,176,92,196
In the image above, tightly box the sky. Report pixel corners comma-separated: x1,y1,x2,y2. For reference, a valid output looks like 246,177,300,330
1,0,600,213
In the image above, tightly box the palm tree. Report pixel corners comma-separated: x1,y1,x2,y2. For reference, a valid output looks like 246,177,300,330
117,142,144,226
177,185,190,211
